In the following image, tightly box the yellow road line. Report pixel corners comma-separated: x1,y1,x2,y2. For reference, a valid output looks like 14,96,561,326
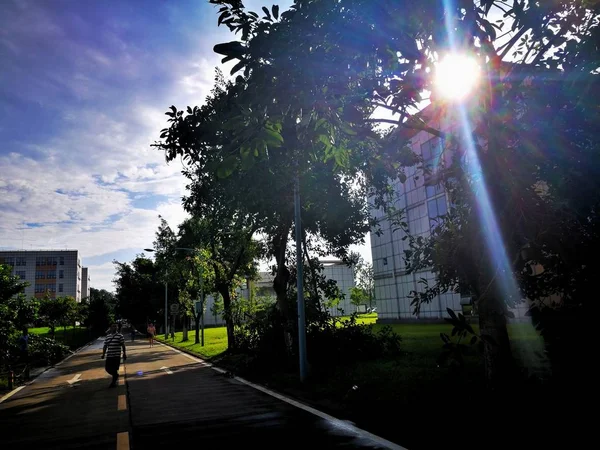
119,377,125,386
117,431,130,450
118,394,127,411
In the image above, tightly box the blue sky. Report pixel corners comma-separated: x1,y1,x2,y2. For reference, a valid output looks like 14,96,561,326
0,0,370,291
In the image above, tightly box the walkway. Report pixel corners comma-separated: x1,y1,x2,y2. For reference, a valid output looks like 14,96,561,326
0,335,406,449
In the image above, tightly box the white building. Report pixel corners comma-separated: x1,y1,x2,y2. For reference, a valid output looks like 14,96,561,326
370,105,528,322
0,249,87,302
321,260,355,317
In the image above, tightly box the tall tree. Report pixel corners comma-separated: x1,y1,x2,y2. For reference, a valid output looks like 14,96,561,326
206,0,599,386
84,288,116,336
0,264,33,366
113,256,164,329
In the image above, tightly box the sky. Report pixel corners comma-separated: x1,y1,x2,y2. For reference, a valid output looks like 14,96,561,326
0,0,372,292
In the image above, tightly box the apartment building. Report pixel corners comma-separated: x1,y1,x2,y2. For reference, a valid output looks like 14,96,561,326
0,249,88,302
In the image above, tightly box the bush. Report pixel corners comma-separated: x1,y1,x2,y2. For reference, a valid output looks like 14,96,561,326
307,314,402,368
28,334,71,366
234,306,402,374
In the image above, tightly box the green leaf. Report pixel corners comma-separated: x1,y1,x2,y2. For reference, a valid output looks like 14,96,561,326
272,5,279,20
230,60,246,75
446,307,458,321
262,6,271,20
214,41,246,58
262,128,284,147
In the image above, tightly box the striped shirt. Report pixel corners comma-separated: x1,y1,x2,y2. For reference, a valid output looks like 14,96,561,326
104,333,124,358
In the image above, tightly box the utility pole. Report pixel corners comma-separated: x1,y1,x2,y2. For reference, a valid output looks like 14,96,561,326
294,173,308,382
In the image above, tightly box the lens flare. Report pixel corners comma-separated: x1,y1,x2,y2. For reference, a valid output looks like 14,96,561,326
434,53,480,101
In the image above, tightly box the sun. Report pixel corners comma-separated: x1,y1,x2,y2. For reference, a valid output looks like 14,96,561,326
434,53,480,101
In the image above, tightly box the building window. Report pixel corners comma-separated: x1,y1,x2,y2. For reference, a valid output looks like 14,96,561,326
59,270,64,279
59,256,64,265
47,270,56,279
428,195,448,229
16,270,26,280
16,257,26,266
51,257,57,266
382,257,388,266
3,257,15,267
407,203,428,235
48,284,56,293
59,283,63,293
422,137,443,185
35,271,45,279
35,283,44,293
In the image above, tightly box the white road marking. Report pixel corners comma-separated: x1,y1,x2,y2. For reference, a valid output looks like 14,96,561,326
160,366,173,375
67,373,82,385
0,386,26,404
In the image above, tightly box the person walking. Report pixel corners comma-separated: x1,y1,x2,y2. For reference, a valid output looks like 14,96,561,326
147,323,156,348
130,326,136,342
102,323,127,388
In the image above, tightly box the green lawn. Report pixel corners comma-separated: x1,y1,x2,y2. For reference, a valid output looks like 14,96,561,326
156,327,228,359
30,326,91,350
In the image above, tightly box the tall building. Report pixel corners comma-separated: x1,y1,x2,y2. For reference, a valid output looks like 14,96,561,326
370,105,528,322
0,250,86,302
81,267,90,300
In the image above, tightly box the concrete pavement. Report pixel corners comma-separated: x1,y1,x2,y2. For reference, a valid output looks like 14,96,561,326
0,337,129,449
1,335,406,449
126,339,403,449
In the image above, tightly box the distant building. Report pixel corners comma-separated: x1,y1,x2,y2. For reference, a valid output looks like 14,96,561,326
321,260,355,317
252,260,355,317
81,267,90,300
0,249,87,302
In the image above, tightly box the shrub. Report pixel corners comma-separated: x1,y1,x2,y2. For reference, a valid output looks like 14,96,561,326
307,314,402,368
28,334,71,366
234,305,402,374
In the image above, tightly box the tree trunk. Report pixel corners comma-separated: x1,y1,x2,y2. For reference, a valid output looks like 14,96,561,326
478,295,514,390
182,315,188,342
195,312,200,344
218,286,236,350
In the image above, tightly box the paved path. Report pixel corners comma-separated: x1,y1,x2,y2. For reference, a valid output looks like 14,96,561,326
1,336,405,449
0,338,128,449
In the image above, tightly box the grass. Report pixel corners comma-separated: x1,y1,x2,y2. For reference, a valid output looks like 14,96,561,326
29,326,91,350
156,327,228,359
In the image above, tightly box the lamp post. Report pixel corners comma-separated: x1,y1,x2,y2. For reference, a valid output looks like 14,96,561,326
294,173,308,382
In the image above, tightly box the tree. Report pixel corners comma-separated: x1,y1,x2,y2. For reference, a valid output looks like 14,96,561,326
349,286,369,311
113,256,164,329
206,0,599,387
83,288,115,336
38,295,75,338
0,264,33,366
177,215,260,349
353,255,375,309
155,59,403,356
